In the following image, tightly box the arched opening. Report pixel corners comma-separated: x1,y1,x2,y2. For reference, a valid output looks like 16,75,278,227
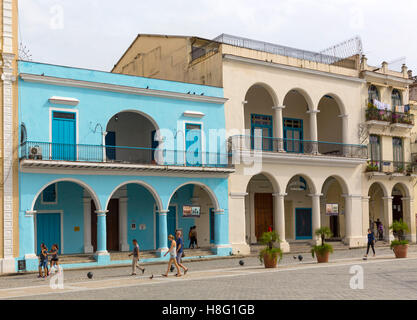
392,183,408,223
105,111,159,164
317,95,344,154
285,175,314,241
368,85,380,102
96,182,162,253
282,90,312,153
368,182,386,241
32,180,100,255
391,89,402,108
244,84,277,151
167,183,220,249
321,177,347,240
245,174,277,243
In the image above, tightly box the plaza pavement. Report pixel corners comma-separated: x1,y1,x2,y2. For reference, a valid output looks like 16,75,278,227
0,246,417,300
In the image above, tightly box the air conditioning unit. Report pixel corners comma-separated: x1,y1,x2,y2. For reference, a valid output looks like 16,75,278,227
29,146,42,160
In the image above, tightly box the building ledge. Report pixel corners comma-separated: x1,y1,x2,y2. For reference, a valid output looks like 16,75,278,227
20,159,235,174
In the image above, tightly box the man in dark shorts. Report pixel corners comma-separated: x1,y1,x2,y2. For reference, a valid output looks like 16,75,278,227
38,243,49,278
176,230,188,275
129,239,145,275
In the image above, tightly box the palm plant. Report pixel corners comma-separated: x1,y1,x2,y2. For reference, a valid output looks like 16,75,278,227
258,231,283,264
389,219,409,245
311,226,334,259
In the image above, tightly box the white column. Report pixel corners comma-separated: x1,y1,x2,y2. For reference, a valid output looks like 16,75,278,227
402,197,416,243
249,192,256,243
307,109,320,154
83,197,94,253
119,196,130,251
343,194,366,247
229,192,250,254
273,193,289,252
272,106,285,152
309,194,322,245
102,131,108,162
383,196,394,242
362,196,371,237
338,114,349,156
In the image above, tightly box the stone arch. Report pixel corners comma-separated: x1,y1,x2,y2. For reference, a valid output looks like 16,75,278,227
244,82,279,106
31,178,101,212
105,180,163,211
284,173,317,195
283,88,314,111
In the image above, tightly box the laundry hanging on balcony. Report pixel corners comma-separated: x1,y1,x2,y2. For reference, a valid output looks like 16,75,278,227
373,99,391,111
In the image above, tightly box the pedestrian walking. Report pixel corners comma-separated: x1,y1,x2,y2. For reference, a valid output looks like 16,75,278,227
191,226,198,249
378,223,384,241
129,239,145,275
364,228,376,258
162,235,181,277
188,227,194,249
38,243,49,278
175,230,188,275
49,244,59,273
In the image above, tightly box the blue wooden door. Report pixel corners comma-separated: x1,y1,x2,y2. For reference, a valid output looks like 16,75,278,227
156,206,177,248
295,208,312,240
209,208,215,244
36,213,61,255
251,114,273,151
52,111,76,161
283,118,303,153
105,131,116,161
185,124,202,166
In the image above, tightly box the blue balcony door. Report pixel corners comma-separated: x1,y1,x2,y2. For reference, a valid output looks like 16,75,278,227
251,114,273,151
295,208,312,240
105,131,116,161
283,118,303,153
185,123,202,166
36,213,61,255
52,111,76,161
156,206,177,248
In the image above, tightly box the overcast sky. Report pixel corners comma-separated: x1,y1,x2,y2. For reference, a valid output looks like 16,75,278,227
19,0,417,74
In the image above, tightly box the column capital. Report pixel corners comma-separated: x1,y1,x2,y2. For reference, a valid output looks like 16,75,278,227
362,196,371,201
95,210,109,216
382,196,394,200
307,109,320,114
272,105,286,110
338,114,349,118
229,192,248,199
158,210,170,214
342,194,362,199
308,193,323,198
272,193,287,198
214,209,225,214
25,210,37,216
401,197,413,201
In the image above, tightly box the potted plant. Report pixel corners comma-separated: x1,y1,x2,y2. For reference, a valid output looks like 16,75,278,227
365,162,379,172
258,231,283,268
311,227,334,263
389,220,409,258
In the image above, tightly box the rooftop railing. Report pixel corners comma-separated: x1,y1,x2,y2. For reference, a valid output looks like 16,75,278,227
229,135,368,159
20,141,233,169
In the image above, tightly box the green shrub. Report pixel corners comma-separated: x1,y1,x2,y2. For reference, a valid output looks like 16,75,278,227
389,219,409,241
311,243,334,258
258,231,283,264
390,239,409,249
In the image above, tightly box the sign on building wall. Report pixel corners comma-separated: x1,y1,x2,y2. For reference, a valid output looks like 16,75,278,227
183,205,201,217
326,204,339,216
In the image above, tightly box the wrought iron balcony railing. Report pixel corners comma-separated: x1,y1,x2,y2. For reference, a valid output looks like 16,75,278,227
229,135,368,159
366,160,416,174
20,141,233,169
365,108,414,126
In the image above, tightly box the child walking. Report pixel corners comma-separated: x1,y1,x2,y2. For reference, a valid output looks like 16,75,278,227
38,243,49,278
129,239,145,275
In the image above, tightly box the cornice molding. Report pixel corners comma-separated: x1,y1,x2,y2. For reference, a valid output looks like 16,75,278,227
20,73,228,105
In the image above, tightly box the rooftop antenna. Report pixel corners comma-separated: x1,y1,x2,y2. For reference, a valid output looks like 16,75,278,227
18,42,32,61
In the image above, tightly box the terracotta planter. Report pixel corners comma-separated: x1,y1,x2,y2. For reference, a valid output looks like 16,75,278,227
263,253,278,268
315,250,330,263
393,244,408,258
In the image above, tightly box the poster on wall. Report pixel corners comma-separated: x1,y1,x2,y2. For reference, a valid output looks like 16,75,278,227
183,205,201,217
326,204,339,216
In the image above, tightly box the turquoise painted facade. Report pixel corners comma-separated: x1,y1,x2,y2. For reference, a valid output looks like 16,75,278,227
17,61,232,272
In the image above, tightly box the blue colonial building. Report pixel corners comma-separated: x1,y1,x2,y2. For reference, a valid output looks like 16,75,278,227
17,61,233,271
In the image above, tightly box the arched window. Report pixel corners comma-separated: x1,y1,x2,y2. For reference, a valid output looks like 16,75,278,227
368,85,379,103
391,89,402,107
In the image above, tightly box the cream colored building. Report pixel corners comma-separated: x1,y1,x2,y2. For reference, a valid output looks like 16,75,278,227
0,0,19,274
113,34,417,254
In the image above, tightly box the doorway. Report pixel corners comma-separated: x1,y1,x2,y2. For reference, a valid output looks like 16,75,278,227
254,193,273,240
295,208,312,240
91,199,119,252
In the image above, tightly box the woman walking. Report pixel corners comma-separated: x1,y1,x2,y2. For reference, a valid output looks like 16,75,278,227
364,228,376,258
162,235,181,277
49,244,60,273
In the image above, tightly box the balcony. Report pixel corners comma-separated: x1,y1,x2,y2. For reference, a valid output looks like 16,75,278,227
19,141,235,174
366,160,417,177
229,135,368,166
365,107,414,129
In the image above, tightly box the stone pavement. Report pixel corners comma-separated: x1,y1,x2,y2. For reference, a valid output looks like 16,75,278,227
1,246,417,300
